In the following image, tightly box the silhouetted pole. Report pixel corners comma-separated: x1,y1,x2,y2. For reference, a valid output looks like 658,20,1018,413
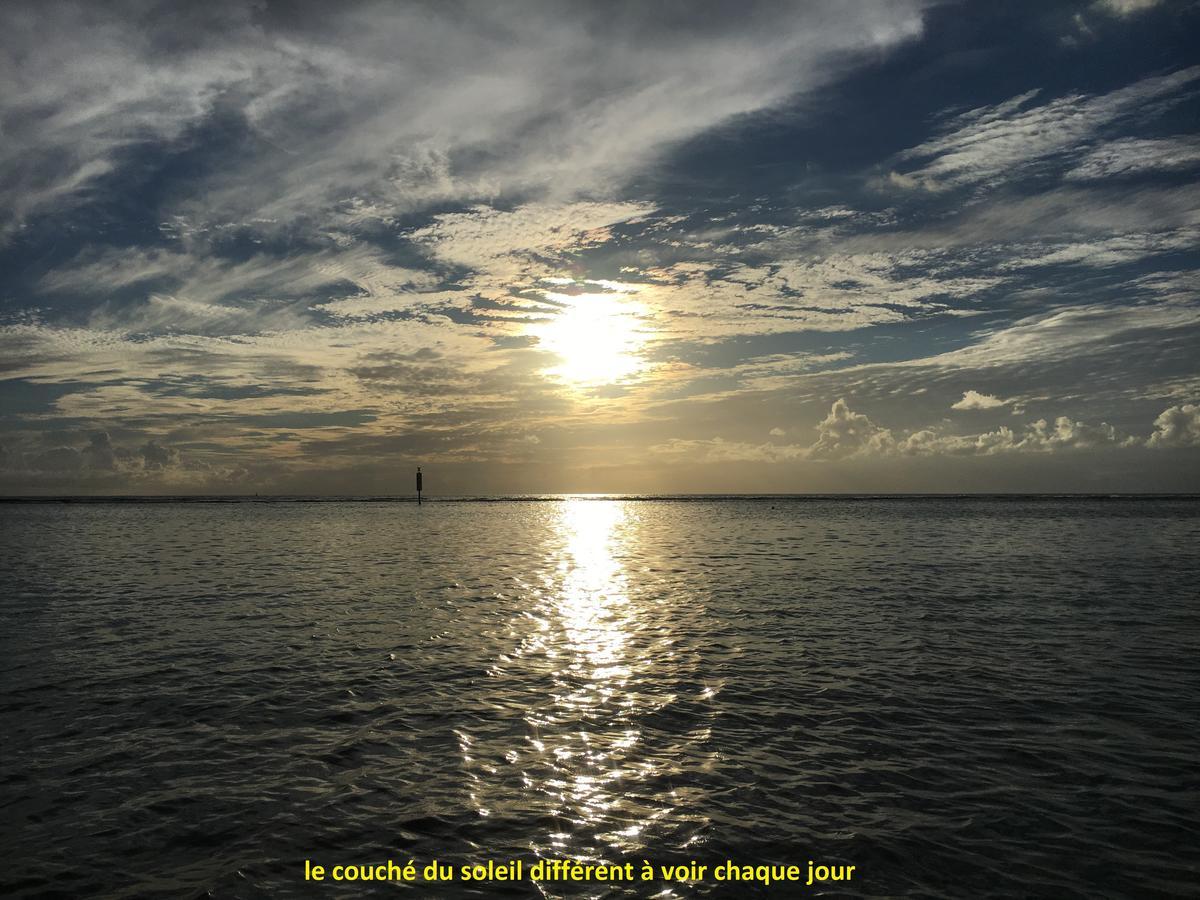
416,466,423,505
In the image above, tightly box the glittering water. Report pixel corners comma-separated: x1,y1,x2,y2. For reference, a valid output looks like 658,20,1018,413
2,498,1198,898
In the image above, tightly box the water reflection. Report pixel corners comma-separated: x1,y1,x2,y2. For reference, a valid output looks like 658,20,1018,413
461,500,713,869
554,500,633,707
526,500,647,856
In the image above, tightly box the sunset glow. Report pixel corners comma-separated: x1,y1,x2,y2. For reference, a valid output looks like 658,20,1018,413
535,292,649,387
0,1,1196,496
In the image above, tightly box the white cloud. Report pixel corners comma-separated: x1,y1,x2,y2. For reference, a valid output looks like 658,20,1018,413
1014,416,1131,450
809,398,896,458
1094,0,1163,16
410,202,652,274
649,399,1140,464
1146,403,1200,447
1007,228,1200,269
0,1,929,240
634,248,1000,342
878,169,944,192
624,263,907,339
1066,137,1200,180
907,302,1200,370
893,67,1200,188
951,390,1008,410
770,253,1001,309
899,415,1134,454
808,401,1130,458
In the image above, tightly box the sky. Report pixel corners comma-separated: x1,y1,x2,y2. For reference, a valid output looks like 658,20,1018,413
1,0,1199,495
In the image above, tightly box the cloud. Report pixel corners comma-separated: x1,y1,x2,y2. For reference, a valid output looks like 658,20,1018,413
410,202,652,275
908,302,1200,370
140,439,176,469
1065,137,1200,181
0,0,929,240
636,262,909,338
809,401,1129,458
41,245,433,313
84,431,117,470
1146,403,1200,447
1007,228,1200,269
809,398,896,458
847,183,1200,252
1094,0,1163,17
1023,416,1133,450
632,247,1001,342
651,399,1141,465
878,169,944,192
951,390,1009,410
893,66,1200,189
902,417,1134,454
3,429,170,479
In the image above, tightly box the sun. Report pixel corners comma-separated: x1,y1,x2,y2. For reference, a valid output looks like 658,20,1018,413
533,291,647,386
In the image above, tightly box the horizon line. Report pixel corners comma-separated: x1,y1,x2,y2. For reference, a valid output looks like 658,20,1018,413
3,492,1200,503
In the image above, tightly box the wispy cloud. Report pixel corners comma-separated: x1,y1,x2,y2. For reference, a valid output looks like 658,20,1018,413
1066,136,1200,180
893,66,1200,189
0,0,928,241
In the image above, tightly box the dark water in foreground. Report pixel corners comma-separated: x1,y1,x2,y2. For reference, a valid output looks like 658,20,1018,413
1,497,1198,899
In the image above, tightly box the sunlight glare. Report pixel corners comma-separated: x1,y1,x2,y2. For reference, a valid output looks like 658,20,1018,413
535,292,647,386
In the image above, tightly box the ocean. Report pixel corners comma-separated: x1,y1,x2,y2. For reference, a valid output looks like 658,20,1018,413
1,497,1198,898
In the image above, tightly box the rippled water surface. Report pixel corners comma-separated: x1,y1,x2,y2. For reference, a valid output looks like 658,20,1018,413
2,498,1199,898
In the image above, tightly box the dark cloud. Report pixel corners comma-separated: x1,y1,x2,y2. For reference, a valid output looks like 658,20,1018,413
84,431,116,470
33,446,82,473
139,439,175,469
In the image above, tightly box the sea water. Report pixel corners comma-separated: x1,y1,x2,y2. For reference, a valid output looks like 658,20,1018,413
1,497,1197,897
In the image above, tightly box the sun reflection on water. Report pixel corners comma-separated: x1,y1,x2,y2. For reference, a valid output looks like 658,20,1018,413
462,499,715,865
532,500,645,854
556,500,632,694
